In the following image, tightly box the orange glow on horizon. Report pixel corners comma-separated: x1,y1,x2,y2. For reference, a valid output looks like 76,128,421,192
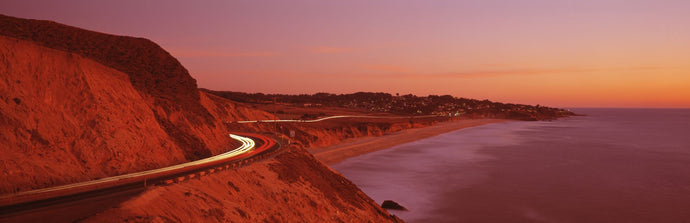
4,1,689,108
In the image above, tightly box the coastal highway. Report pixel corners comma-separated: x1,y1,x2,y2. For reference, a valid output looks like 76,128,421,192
0,133,279,222
1,115,438,221
234,114,442,124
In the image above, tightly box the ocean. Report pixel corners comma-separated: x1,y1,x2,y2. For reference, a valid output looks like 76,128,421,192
332,109,690,223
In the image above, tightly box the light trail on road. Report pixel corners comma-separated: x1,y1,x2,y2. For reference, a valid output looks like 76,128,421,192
0,134,259,206
1,133,281,222
234,115,442,124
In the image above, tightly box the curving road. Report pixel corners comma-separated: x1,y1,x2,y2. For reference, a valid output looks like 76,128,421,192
0,115,434,208
1,114,442,221
0,133,279,221
234,114,442,124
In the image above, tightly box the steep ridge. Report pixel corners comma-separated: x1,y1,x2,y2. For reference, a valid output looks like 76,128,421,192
0,14,228,161
0,34,186,192
0,14,275,193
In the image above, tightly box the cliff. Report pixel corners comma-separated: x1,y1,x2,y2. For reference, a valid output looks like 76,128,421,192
1,14,401,222
0,14,277,193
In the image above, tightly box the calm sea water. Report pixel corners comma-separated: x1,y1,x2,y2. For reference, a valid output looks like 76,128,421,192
332,109,690,223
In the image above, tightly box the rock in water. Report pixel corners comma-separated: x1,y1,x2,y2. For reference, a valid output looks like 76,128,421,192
381,200,408,211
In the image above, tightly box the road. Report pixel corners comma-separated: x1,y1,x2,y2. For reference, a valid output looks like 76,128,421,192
0,133,279,222
235,114,442,123
0,114,441,221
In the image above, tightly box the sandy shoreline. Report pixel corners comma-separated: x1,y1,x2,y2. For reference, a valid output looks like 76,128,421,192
308,118,510,164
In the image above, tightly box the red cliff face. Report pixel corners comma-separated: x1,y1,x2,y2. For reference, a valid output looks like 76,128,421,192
0,14,222,160
0,14,274,193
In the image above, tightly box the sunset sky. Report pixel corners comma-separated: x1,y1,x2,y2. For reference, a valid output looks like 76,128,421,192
2,0,689,108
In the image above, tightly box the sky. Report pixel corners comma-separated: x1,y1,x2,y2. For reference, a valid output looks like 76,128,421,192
2,0,689,108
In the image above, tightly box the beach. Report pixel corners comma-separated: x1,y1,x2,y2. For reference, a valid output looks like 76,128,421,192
331,109,690,222
308,118,508,164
